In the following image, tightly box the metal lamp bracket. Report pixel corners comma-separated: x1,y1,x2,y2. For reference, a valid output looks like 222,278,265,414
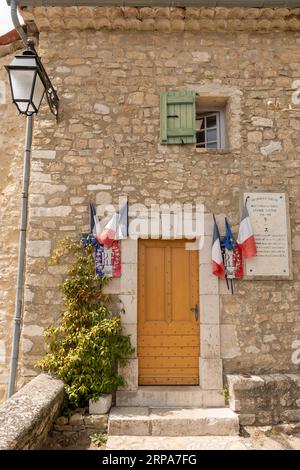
27,39,59,120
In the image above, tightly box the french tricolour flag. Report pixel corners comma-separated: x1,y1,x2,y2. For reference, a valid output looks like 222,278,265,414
98,201,128,248
212,216,226,279
237,204,257,259
89,201,101,236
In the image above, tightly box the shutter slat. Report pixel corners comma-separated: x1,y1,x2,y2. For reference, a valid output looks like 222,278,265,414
166,96,195,104
167,128,195,137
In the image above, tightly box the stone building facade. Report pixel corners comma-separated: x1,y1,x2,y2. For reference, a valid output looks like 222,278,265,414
1,4,300,403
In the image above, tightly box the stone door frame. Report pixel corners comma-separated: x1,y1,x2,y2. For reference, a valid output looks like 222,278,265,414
105,212,223,393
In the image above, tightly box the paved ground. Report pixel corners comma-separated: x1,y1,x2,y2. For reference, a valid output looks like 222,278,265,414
105,428,300,450
44,427,300,450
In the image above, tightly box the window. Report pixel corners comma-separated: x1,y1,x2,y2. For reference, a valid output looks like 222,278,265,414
196,112,221,149
160,91,226,149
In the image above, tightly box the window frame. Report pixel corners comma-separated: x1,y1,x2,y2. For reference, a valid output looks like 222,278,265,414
195,107,226,150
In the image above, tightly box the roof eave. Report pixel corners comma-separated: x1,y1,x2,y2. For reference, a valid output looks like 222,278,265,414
7,1,300,8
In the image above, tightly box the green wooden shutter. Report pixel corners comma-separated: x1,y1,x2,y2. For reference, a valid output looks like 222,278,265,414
160,90,196,145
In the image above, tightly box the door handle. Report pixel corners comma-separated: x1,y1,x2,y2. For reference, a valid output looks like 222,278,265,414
190,304,199,321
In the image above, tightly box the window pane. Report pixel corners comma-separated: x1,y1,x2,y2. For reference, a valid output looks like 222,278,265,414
206,115,217,128
10,69,35,101
196,131,205,144
32,73,45,111
207,128,217,142
196,118,204,130
207,142,218,148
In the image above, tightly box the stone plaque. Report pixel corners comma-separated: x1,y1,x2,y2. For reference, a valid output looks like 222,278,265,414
244,192,291,277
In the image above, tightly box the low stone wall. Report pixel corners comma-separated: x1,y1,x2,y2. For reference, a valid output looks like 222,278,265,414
49,410,108,448
227,374,300,426
0,374,64,449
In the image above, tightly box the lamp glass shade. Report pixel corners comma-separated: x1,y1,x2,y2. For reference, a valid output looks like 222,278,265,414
6,54,46,116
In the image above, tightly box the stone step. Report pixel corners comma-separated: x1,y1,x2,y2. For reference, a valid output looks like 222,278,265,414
108,407,239,437
116,386,225,408
106,435,248,450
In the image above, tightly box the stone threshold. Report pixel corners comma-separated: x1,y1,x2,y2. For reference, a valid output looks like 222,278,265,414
116,386,225,408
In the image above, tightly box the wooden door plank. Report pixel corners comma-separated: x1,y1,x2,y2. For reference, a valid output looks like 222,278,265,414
139,367,199,377
139,357,199,368
138,335,199,347
139,377,198,385
138,324,199,335
138,346,199,357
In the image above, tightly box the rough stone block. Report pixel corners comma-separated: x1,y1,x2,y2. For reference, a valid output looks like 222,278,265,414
200,295,220,324
27,240,51,258
200,324,220,358
200,264,219,295
108,406,150,436
0,374,64,450
121,238,137,264
199,236,212,264
30,206,72,218
120,324,137,352
227,374,265,393
239,414,256,426
220,325,241,359
202,390,225,408
84,414,108,431
118,358,138,391
69,413,84,426
55,416,68,426
89,394,112,415
32,150,56,160
102,264,137,295
200,358,223,390
118,294,137,324
281,410,300,423
150,408,239,436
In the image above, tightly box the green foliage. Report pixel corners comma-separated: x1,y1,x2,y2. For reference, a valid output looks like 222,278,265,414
220,384,230,405
90,433,107,448
36,237,134,409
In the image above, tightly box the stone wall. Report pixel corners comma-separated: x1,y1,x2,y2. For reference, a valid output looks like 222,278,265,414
228,374,300,426
0,373,64,449
49,411,108,448
1,7,300,392
0,40,26,401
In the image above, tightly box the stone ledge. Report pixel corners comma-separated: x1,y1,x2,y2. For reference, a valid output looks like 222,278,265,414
227,373,300,426
0,374,64,450
20,6,300,32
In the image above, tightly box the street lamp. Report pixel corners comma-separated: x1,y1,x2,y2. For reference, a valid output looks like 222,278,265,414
5,51,45,116
5,41,59,118
5,37,59,398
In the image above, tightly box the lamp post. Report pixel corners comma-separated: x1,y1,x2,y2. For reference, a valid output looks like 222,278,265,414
5,39,59,397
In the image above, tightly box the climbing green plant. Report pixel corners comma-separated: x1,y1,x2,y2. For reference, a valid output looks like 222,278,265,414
36,237,134,410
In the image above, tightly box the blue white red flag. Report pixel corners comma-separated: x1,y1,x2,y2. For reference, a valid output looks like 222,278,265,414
237,204,257,259
98,201,128,248
212,215,226,279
